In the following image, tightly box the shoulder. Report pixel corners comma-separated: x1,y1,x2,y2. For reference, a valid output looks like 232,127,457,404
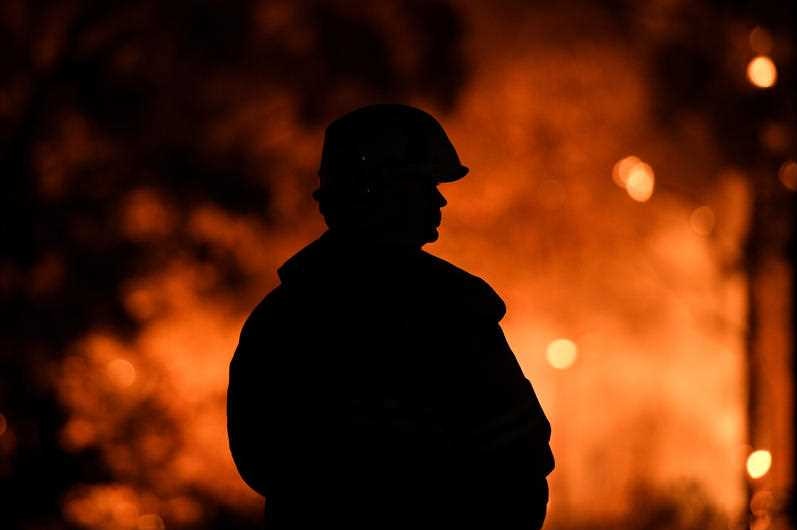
231,285,295,370
416,251,507,322
238,285,292,341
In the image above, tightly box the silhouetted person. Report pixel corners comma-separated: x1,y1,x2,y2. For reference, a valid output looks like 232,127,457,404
227,104,554,529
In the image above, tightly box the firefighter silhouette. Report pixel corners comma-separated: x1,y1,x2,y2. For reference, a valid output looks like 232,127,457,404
227,104,554,529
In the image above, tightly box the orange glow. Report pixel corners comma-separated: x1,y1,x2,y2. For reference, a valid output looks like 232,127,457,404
57,267,264,527
750,489,774,515
612,156,655,202
137,514,165,530
106,358,137,388
689,206,716,236
747,449,773,479
751,513,772,530
121,189,176,240
760,122,790,153
52,5,760,528
626,163,655,202
546,339,578,370
64,484,140,530
123,285,160,321
747,56,777,88
61,418,96,451
166,496,203,524
779,160,797,191
612,155,641,188
749,27,773,55
0,413,6,437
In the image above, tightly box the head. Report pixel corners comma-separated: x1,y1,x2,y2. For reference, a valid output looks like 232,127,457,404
314,104,467,249
315,170,449,248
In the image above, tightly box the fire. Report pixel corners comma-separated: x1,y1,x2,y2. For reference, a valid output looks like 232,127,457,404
46,3,764,530
434,6,750,522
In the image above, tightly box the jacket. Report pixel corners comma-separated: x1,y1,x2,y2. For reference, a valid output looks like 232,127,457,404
227,230,554,529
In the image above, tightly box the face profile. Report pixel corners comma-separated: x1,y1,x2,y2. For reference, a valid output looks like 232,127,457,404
363,171,449,248
312,104,468,249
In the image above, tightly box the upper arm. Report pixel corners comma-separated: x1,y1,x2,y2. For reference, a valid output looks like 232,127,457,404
227,288,289,497
461,317,554,478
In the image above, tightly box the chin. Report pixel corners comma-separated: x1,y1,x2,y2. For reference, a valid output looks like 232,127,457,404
422,228,440,244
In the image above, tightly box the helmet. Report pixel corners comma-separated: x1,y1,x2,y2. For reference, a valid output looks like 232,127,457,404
314,104,468,200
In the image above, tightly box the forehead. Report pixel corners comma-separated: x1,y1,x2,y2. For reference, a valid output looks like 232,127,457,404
379,172,441,189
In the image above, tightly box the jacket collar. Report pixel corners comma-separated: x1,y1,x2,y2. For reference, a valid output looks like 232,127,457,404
277,230,421,286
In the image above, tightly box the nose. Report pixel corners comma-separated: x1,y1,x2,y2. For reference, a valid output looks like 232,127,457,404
434,186,447,208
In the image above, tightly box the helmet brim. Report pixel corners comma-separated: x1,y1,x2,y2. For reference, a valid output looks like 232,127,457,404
435,165,469,183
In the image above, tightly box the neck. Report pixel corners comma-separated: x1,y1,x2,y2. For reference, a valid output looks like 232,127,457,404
325,227,424,252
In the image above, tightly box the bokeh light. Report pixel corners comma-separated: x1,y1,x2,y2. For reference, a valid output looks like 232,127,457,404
61,418,96,451
626,163,655,202
106,358,137,389
746,449,773,479
747,56,777,88
779,160,797,191
759,122,790,154
689,206,716,236
749,27,773,55
612,155,641,188
546,338,578,370
749,489,774,516
612,156,655,202
0,413,7,437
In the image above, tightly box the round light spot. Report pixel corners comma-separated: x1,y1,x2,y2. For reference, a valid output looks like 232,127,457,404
750,489,774,516
689,206,716,236
612,156,655,202
546,339,578,370
612,156,641,188
747,56,777,88
625,162,655,202
107,358,136,388
760,122,790,153
747,449,772,479
749,27,773,55
779,160,797,191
